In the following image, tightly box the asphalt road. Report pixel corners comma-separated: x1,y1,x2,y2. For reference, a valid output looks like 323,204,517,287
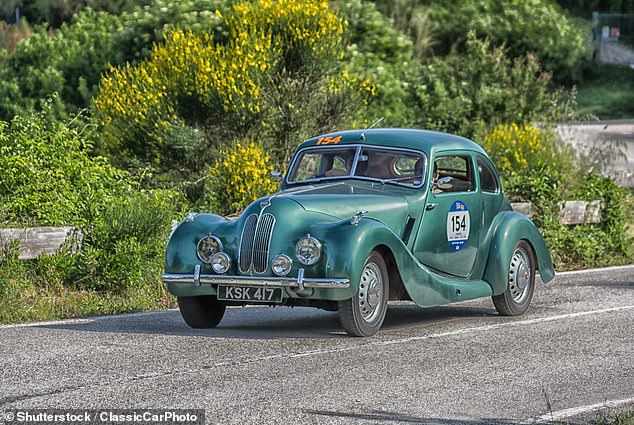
556,121,634,188
1,266,633,424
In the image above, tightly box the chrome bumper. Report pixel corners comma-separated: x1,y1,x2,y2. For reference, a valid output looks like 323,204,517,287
161,267,350,291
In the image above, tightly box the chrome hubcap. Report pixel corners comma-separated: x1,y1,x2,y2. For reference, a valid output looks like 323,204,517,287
358,262,384,322
508,247,531,303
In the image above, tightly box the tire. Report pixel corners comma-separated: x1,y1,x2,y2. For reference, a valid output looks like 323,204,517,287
492,240,535,316
338,251,389,337
177,296,226,328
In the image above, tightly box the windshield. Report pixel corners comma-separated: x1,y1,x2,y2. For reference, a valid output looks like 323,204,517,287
287,145,426,187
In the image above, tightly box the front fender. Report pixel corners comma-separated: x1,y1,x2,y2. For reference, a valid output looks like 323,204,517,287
165,213,241,274
307,217,395,300
483,211,555,296
312,217,492,306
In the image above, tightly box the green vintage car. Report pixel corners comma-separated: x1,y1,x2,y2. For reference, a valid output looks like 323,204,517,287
162,128,555,336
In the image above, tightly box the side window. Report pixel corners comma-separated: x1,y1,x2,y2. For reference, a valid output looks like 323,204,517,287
477,157,498,193
432,155,473,193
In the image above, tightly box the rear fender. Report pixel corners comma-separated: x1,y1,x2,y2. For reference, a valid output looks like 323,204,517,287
483,211,555,296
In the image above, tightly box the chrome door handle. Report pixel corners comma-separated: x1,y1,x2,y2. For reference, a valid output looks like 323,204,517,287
426,203,439,211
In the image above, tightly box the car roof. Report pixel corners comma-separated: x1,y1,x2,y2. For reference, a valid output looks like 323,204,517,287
298,128,488,157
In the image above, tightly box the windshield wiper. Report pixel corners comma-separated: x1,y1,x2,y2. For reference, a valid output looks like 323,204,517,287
380,176,422,185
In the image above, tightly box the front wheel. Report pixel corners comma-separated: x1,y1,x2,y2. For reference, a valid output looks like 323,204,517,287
177,296,226,328
338,251,389,337
492,240,535,316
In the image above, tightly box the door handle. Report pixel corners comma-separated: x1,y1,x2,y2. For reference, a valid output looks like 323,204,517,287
426,203,439,211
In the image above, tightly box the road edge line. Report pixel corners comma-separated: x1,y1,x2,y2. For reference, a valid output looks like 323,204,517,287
521,396,634,424
556,264,634,276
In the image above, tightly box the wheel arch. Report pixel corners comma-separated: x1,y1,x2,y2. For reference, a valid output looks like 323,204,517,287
483,211,555,295
374,244,408,301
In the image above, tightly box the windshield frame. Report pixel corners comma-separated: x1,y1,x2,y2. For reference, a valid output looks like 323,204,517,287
285,144,428,189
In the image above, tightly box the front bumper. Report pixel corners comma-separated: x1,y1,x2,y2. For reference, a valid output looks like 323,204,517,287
161,267,350,291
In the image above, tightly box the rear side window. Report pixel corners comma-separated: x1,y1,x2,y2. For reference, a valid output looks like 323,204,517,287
477,157,498,193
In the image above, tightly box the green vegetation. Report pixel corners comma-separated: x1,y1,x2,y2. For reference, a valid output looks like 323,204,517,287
421,0,591,82
576,64,634,119
411,34,574,140
0,105,182,322
0,0,632,322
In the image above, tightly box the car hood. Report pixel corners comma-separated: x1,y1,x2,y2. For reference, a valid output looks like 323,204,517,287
275,181,411,234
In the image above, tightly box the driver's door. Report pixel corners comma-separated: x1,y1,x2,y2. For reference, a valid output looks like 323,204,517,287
412,153,481,277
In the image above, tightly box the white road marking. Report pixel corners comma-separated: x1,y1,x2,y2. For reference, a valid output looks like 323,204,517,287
376,305,634,348
167,305,634,368
3,305,633,404
556,264,634,276
0,309,178,329
521,397,634,424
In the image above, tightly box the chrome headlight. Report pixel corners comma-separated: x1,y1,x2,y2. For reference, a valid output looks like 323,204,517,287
196,235,222,264
211,252,231,274
272,254,292,276
295,235,322,266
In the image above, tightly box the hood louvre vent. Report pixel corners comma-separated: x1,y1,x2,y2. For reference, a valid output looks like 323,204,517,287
238,213,276,274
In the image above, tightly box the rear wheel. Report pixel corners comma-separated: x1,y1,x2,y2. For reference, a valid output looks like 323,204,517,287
177,296,226,328
338,251,389,337
493,240,535,316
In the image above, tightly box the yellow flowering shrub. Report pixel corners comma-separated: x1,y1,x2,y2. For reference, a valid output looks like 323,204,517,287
94,0,348,168
209,140,278,215
230,0,346,69
483,123,553,177
95,25,274,160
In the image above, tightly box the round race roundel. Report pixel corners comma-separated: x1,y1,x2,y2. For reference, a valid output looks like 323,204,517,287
446,200,470,252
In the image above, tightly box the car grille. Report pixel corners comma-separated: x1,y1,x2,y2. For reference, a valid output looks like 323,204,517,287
238,213,276,273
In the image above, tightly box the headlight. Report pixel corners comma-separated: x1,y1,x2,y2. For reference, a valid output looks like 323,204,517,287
196,235,223,264
295,235,322,266
272,254,292,276
211,252,231,274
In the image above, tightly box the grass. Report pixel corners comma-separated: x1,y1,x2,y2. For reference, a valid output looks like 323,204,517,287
0,276,176,324
593,411,634,425
0,248,176,324
575,63,634,120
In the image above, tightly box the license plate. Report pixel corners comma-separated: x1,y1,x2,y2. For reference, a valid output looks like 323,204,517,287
217,286,283,303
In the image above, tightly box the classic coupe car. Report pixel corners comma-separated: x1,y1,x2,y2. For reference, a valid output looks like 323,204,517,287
162,128,555,336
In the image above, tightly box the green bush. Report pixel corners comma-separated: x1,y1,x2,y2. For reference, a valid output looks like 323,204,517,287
76,188,182,292
0,103,126,227
505,167,632,270
337,0,419,126
0,1,231,121
0,106,182,322
411,34,575,140
0,9,123,119
424,0,591,82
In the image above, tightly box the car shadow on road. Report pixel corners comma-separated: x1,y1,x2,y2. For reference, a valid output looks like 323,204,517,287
35,303,497,340
304,409,518,424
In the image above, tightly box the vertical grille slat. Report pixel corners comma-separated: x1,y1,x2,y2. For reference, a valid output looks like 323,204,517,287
238,214,258,273
238,212,276,274
253,213,275,273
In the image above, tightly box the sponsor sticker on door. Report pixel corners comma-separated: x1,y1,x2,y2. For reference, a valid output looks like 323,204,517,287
447,200,470,252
